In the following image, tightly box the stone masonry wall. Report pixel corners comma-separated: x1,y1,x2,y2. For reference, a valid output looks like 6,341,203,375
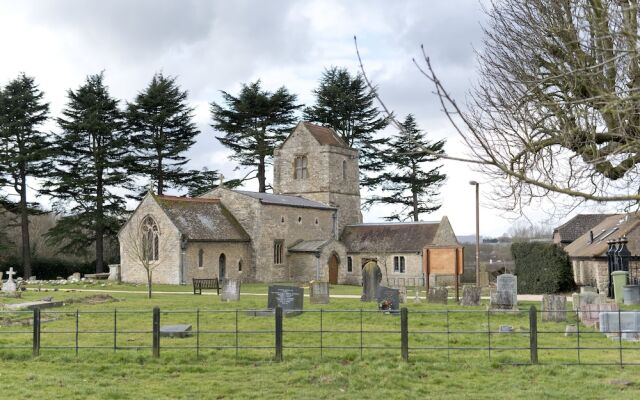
119,195,182,284
184,242,252,283
346,252,423,286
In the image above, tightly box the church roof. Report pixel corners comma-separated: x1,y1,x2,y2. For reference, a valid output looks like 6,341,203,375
233,190,336,210
564,214,640,258
341,217,459,253
288,239,331,253
553,214,614,244
302,122,347,147
155,195,250,242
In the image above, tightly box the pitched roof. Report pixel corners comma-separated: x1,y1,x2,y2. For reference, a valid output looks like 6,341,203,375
341,220,450,253
155,195,249,242
302,122,347,147
564,214,640,258
288,240,331,253
233,190,336,210
553,214,614,244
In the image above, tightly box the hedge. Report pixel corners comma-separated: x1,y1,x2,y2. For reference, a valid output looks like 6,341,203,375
0,256,96,280
511,242,575,294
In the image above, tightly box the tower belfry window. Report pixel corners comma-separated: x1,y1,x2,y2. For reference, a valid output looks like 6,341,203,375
294,156,308,179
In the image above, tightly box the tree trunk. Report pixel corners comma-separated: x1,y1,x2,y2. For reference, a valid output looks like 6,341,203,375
19,169,32,279
95,171,104,274
157,155,164,195
412,190,419,222
258,154,266,192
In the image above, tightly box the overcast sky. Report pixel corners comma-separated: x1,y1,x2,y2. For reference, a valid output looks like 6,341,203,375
0,0,617,237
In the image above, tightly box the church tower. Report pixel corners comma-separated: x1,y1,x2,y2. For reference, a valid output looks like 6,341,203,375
273,122,362,235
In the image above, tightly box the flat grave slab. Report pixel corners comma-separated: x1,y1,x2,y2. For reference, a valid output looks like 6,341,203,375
4,300,64,310
160,324,192,338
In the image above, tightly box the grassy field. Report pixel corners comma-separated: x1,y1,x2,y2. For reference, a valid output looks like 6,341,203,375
0,283,639,399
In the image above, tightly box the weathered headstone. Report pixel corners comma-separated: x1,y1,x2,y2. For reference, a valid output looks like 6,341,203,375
413,287,421,304
541,294,567,322
428,287,448,304
221,279,241,302
599,311,640,340
67,272,81,282
579,303,619,327
361,261,382,302
108,264,120,281
580,286,597,294
268,285,304,316
461,285,481,306
572,291,604,311
309,281,330,304
160,324,192,338
564,325,578,336
490,274,517,310
398,286,407,304
1,267,17,292
376,286,400,313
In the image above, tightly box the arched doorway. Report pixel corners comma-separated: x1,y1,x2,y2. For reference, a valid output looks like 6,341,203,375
328,253,339,284
219,254,226,281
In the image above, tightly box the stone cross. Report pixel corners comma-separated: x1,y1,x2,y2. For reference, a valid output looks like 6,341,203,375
2,267,17,292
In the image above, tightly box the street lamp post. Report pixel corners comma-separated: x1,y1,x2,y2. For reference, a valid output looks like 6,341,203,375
469,181,480,286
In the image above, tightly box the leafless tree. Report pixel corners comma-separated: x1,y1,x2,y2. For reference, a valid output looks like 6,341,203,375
122,213,177,298
357,0,640,213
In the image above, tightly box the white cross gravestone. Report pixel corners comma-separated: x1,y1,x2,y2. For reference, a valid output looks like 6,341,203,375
2,267,17,292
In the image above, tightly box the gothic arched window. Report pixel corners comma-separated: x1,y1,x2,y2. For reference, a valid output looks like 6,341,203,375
198,249,204,268
294,156,308,179
141,215,159,262
342,160,347,180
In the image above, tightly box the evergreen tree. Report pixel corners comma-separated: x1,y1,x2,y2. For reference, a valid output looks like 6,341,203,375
182,167,245,197
211,81,300,192
127,73,200,195
44,73,129,273
0,74,50,278
367,115,446,221
303,67,388,187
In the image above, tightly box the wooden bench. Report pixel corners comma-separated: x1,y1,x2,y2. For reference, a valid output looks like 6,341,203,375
192,278,220,295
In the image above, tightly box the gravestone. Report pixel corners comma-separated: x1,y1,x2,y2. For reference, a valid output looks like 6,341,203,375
599,311,640,340
361,261,382,302
579,303,619,327
1,267,17,292
564,325,578,336
376,286,400,313
490,274,517,310
581,286,597,294
413,287,421,304
267,285,304,316
461,285,481,306
221,279,241,302
67,272,81,282
160,324,192,338
428,287,448,304
541,294,567,322
398,287,407,304
572,291,604,311
309,281,330,304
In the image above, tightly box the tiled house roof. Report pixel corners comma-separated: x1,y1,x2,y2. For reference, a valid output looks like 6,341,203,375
233,190,336,210
302,122,346,147
564,214,640,258
553,214,614,245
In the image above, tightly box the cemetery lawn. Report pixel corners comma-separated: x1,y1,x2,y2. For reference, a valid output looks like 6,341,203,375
0,287,639,399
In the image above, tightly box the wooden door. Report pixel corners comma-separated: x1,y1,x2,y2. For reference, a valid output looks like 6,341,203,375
328,254,339,284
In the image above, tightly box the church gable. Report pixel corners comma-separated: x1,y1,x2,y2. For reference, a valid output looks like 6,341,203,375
279,121,346,150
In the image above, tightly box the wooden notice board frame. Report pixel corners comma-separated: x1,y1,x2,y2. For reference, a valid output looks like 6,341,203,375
423,246,464,301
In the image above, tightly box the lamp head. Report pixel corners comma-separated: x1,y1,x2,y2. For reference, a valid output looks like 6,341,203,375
469,180,479,185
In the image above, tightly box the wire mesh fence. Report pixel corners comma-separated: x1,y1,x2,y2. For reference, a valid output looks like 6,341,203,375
0,306,639,365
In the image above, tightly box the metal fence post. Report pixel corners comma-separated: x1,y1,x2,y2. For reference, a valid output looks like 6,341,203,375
401,307,409,362
529,305,538,364
152,307,160,358
275,307,283,361
32,308,40,357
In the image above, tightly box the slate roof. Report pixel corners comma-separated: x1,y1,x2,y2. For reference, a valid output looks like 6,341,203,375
341,220,444,253
553,214,614,244
288,240,331,253
564,214,640,258
155,195,250,242
233,190,336,210
302,122,347,147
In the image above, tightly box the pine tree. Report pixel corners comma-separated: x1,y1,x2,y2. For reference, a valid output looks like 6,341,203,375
44,73,129,273
367,114,446,221
211,81,300,192
0,74,50,278
303,67,388,187
127,73,199,195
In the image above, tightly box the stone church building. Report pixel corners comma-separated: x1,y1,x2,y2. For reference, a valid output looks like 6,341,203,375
118,122,459,285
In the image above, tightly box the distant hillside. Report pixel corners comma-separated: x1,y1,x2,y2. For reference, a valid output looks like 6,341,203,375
457,235,482,244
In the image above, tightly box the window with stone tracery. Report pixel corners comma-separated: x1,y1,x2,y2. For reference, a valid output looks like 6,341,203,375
294,156,308,179
141,215,159,262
